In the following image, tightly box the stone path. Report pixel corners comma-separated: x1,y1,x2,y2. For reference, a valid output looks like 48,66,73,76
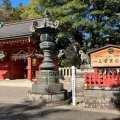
0,86,31,104
0,80,119,120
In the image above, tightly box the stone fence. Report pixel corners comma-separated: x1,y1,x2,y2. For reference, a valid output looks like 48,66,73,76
58,66,93,79
59,67,76,77
58,66,94,103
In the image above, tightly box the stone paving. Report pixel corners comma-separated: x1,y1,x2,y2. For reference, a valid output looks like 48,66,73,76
0,79,119,120
0,79,33,87
0,86,31,104
0,79,32,104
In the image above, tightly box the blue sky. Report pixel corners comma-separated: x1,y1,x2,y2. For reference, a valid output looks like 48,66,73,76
11,0,30,7
0,0,30,7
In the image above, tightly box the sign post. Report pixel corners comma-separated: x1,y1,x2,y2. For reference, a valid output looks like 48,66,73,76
72,66,76,105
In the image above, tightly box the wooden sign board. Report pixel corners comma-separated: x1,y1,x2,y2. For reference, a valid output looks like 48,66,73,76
90,47,120,67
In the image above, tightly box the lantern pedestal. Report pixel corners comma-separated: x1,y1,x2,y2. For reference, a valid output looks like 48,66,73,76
28,70,67,104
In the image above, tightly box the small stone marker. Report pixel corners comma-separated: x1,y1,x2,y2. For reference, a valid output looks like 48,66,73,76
72,66,76,105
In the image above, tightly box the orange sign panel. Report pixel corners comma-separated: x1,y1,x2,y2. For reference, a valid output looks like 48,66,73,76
90,47,120,67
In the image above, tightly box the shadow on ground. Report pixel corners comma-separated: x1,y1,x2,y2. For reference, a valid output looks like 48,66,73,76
98,118,120,120
99,118,120,120
0,103,70,120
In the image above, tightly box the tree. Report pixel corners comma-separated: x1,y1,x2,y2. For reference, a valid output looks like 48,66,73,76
0,0,23,22
17,2,23,8
59,44,80,67
2,0,11,10
8,7,22,21
20,0,88,66
11,2,27,21
20,0,120,66
20,0,88,46
0,0,12,21
20,0,43,19
82,0,120,51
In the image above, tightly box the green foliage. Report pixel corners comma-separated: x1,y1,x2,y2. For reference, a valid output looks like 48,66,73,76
2,0,12,10
19,0,120,67
0,0,24,22
20,0,43,19
50,0,88,44
83,0,120,50
59,44,80,67
0,0,120,67
20,0,88,46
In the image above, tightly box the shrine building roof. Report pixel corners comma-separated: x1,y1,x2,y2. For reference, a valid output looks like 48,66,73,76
0,18,43,40
87,44,120,54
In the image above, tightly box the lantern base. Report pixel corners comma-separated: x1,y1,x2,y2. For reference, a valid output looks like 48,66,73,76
32,83,63,93
27,90,67,104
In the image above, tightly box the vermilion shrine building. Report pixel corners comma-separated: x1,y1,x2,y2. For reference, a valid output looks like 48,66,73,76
0,19,59,81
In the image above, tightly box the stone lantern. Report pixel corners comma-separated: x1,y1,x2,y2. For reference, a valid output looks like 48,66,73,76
28,9,66,103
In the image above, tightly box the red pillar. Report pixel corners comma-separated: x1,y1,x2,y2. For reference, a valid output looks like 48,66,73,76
94,67,98,74
27,47,32,81
10,57,14,79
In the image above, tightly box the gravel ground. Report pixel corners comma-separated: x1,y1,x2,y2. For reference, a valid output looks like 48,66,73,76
0,86,119,120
